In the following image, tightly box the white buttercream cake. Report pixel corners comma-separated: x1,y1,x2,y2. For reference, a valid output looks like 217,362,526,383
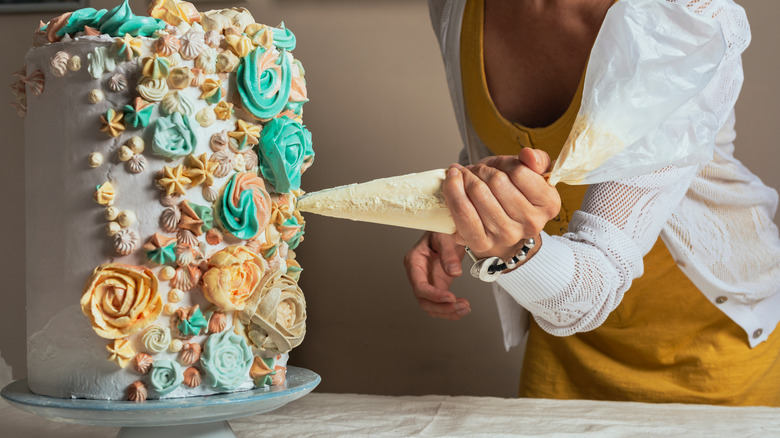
13,0,312,400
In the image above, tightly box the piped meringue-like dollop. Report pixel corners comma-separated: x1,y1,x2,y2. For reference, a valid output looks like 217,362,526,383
155,34,181,57
49,51,69,78
142,324,171,353
127,154,147,174
160,205,181,233
183,366,202,388
137,77,169,102
109,73,128,92
210,150,233,178
208,311,227,333
171,265,201,291
126,381,147,402
180,29,205,60
202,185,219,203
195,47,217,74
113,228,140,255
133,353,154,374
160,90,195,116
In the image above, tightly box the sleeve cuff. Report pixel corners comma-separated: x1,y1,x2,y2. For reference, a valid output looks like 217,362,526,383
496,232,575,305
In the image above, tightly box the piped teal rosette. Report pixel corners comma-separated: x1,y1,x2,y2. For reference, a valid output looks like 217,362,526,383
177,307,208,337
152,113,197,158
272,23,296,51
55,0,165,38
150,359,183,396
216,172,272,240
236,46,292,120
55,8,106,37
256,116,313,193
200,330,253,391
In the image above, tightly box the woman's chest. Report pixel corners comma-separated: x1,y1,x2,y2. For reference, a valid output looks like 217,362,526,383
481,2,606,127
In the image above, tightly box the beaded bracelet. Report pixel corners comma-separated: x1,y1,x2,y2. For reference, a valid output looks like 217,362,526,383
464,238,536,282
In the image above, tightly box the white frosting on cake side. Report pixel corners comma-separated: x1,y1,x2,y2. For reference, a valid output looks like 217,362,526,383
22,5,310,400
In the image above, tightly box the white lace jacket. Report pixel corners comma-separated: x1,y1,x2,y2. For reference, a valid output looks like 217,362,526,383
428,0,780,348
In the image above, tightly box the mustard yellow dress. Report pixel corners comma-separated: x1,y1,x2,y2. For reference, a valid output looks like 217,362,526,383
460,0,780,406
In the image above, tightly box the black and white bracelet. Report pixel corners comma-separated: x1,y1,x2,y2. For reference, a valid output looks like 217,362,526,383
465,238,536,282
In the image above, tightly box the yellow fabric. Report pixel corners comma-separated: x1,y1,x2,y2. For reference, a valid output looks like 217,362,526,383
460,0,780,406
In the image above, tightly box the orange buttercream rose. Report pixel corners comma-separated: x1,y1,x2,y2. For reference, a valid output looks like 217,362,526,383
203,246,268,311
80,264,163,339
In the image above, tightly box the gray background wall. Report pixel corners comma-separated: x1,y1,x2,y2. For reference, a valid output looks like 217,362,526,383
0,0,777,398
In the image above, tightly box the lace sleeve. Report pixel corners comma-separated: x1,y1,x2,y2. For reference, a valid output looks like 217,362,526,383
495,0,751,336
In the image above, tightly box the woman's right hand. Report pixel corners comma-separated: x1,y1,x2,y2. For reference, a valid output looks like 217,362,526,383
404,231,471,320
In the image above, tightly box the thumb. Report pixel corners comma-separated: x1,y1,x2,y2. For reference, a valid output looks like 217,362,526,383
432,234,463,277
518,147,552,175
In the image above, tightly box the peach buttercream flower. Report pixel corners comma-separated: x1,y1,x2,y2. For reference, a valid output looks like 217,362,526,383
80,264,163,339
202,246,267,312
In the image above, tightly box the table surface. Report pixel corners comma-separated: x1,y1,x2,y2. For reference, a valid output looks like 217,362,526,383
2,391,780,437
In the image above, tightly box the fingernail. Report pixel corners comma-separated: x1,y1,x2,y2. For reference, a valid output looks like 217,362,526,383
457,308,471,316
448,168,459,177
447,264,461,275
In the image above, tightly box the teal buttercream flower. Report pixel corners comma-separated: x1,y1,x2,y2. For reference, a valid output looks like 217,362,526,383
236,46,292,120
152,113,196,158
177,307,208,337
97,0,165,37
150,359,183,396
200,330,253,391
256,116,313,193
272,23,296,51
56,8,107,37
146,242,175,265
123,99,154,128
216,172,272,240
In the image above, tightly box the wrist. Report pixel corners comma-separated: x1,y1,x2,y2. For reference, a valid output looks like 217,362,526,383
465,236,540,282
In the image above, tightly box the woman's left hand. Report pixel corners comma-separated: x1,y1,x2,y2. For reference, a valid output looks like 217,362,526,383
442,148,561,261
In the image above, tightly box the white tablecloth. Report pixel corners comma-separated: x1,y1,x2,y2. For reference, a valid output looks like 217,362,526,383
2,391,780,437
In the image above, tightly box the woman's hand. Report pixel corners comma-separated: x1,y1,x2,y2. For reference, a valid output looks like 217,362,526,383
443,148,560,261
404,232,471,320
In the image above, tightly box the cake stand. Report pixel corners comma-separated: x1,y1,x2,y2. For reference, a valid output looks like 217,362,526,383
0,365,320,438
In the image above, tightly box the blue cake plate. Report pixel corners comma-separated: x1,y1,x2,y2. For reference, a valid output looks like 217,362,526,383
1,366,320,438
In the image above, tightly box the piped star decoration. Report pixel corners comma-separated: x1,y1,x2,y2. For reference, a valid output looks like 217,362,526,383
184,153,218,187
157,164,192,196
107,338,135,368
113,33,143,61
143,233,177,265
100,108,125,137
176,305,208,337
178,200,213,236
228,119,261,150
249,356,276,386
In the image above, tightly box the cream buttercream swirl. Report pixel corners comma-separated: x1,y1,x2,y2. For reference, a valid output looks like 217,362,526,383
142,324,171,353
